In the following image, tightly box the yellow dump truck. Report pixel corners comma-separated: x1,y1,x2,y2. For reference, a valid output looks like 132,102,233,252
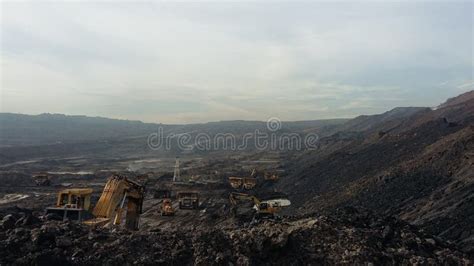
177,191,199,209
228,177,257,190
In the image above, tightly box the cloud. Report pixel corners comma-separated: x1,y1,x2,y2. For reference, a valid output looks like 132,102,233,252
458,81,474,89
1,1,472,123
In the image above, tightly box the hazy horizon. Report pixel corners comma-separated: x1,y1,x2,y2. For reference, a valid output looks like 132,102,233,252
0,110,353,124
1,1,473,123
0,89,466,125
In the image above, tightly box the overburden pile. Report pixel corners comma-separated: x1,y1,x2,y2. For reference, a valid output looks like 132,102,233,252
0,207,471,265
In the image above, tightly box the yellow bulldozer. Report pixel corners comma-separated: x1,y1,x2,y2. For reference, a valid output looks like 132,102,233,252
45,188,93,221
46,175,145,230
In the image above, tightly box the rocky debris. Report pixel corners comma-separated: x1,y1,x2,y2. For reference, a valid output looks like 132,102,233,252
0,208,471,265
1,207,39,231
1,214,16,230
284,92,474,257
15,213,41,226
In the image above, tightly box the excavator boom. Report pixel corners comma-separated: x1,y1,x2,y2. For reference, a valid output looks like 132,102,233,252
91,175,144,230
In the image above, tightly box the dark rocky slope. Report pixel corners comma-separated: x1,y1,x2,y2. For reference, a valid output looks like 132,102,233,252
0,208,471,265
281,91,474,255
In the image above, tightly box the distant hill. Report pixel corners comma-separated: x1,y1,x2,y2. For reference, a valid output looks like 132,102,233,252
437,90,474,109
0,113,346,147
0,113,162,146
335,106,431,133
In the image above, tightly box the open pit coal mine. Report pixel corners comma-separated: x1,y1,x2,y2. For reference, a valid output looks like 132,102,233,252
1,91,473,265
0,206,471,265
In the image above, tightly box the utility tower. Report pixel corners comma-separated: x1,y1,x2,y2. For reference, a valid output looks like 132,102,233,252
173,157,180,182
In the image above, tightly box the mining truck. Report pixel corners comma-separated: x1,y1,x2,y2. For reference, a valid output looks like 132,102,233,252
177,191,199,209
229,169,280,189
228,176,257,190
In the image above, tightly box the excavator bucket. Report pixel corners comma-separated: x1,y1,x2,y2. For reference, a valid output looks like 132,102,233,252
125,198,141,230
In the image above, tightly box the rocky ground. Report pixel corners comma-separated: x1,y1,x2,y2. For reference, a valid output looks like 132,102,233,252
0,207,471,265
1,91,473,265
281,92,474,257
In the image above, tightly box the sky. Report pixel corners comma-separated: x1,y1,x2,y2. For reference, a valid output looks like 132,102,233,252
1,1,473,124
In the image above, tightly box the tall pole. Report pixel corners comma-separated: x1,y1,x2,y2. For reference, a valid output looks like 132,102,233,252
173,157,180,182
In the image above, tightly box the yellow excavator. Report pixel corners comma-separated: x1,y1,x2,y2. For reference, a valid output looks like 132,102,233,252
228,192,291,217
46,175,145,230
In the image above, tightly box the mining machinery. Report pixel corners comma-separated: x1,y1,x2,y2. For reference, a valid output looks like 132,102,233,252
33,174,51,186
228,168,258,190
177,191,200,209
46,175,145,230
228,168,280,189
161,198,175,216
228,192,291,217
